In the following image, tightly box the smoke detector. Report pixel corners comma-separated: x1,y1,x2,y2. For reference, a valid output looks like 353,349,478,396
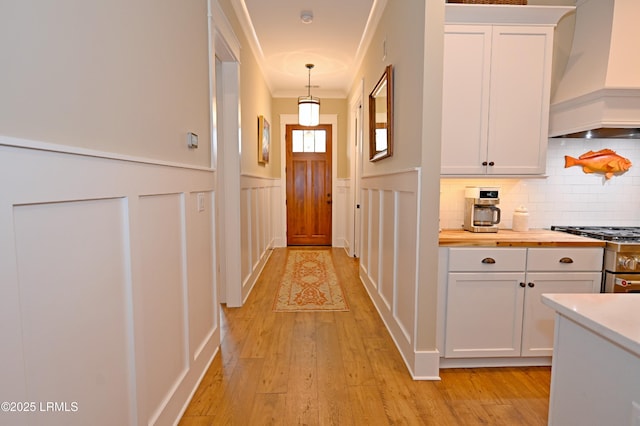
300,11,313,24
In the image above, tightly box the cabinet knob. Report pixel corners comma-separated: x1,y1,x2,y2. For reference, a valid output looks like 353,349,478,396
559,257,574,264
520,282,526,288
481,257,496,264
528,282,535,288
488,161,495,166
482,161,488,166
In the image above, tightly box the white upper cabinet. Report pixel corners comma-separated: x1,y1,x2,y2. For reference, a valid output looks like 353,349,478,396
441,5,573,176
442,25,492,175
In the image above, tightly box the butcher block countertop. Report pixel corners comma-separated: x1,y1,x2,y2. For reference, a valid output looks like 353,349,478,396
439,229,606,247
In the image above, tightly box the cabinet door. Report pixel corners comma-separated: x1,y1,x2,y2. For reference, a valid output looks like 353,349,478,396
520,272,601,357
441,25,491,175
445,272,525,358
486,26,553,175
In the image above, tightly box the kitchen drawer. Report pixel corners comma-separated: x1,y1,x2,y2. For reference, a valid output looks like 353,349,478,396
448,248,527,272
526,248,604,272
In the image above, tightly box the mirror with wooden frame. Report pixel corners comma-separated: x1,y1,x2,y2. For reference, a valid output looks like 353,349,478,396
369,64,393,161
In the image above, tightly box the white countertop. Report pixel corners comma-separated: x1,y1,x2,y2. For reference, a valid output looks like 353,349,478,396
542,293,640,358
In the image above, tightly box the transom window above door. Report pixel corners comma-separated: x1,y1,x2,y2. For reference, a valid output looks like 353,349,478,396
292,129,326,153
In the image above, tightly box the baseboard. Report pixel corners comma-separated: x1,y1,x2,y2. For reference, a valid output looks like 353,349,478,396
439,356,552,369
242,247,274,305
171,342,220,425
412,350,442,380
359,265,441,381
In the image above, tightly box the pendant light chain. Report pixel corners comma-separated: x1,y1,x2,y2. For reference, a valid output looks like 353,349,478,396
306,63,312,97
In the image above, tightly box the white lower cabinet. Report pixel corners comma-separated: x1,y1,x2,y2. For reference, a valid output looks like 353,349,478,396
443,247,602,360
446,270,525,358
520,272,601,357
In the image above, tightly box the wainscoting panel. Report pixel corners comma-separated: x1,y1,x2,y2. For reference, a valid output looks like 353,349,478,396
369,189,381,289
360,188,370,275
137,193,189,424
380,190,395,311
0,139,218,426
187,191,216,361
270,181,285,247
257,187,267,258
360,169,420,376
13,198,134,426
250,188,260,269
335,179,349,248
239,175,279,303
394,188,419,343
240,184,251,286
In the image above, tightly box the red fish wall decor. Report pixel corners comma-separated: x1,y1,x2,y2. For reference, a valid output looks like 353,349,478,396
564,149,632,180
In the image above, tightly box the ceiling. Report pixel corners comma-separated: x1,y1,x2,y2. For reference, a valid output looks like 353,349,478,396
232,0,384,99
230,0,576,99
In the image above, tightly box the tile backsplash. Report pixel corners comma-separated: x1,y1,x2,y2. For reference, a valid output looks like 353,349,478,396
440,138,640,230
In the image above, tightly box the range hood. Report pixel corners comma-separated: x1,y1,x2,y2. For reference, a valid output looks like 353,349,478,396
549,0,640,139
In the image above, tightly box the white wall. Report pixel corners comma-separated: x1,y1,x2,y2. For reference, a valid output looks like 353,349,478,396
239,175,280,303
219,0,275,178
441,138,640,229
359,1,427,176
335,178,351,249
0,1,224,424
359,169,425,374
0,141,218,426
0,0,212,167
351,0,444,380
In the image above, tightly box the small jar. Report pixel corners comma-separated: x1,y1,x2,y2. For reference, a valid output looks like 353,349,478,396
512,206,529,232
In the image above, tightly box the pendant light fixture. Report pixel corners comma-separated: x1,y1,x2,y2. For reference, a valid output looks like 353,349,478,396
298,63,320,126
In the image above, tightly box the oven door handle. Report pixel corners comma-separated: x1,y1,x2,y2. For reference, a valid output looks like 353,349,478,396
615,278,640,287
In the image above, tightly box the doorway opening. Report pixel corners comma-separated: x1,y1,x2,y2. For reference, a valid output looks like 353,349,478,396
285,124,332,246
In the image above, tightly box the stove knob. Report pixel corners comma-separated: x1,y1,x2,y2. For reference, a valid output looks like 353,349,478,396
620,256,637,269
619,256,628,267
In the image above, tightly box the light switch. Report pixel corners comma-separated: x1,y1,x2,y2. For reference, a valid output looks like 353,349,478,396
197,193,205,212
632,401,640,426
188,132,198,149
382,37,387,61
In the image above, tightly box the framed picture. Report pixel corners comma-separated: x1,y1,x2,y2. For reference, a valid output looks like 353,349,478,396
258,115,270,164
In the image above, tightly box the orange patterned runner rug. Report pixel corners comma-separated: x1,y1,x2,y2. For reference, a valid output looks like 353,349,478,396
273,249,349,312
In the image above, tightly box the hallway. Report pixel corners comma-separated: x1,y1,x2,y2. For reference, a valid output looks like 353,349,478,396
179,248,551,425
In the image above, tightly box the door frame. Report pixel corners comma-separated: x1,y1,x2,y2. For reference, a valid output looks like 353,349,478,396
210,1,242,307
349,79,364,258
279,114,338,247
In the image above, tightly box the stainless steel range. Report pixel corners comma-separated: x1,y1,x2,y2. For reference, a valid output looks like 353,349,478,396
551,226,640,293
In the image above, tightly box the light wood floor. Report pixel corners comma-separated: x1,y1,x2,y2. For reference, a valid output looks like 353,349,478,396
179,247,551,425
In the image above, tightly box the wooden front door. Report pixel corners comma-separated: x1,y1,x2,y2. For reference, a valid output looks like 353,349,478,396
286,124,332,246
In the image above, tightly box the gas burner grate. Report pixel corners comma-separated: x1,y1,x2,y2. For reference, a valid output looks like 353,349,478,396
551,226,640,242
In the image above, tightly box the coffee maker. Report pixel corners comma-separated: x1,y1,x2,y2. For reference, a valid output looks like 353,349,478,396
463,186,501,233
